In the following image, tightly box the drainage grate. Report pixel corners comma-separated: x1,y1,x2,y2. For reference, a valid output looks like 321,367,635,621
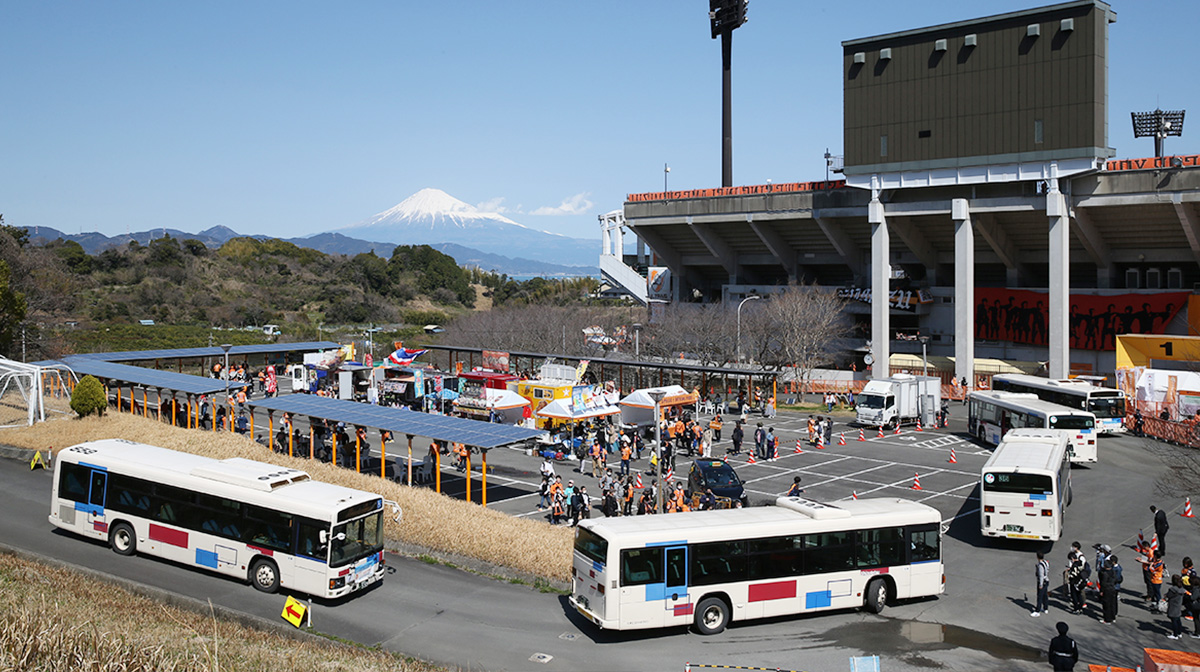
530,653,554,664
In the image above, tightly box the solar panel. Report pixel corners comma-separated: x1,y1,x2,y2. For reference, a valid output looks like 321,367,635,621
74,341,341,362
246,394,545,449
57,357,249,396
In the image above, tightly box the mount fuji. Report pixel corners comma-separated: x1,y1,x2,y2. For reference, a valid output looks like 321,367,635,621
334,188,598,268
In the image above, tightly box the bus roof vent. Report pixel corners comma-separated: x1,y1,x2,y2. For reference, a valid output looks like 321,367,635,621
775,496,853,519
192,458,310,492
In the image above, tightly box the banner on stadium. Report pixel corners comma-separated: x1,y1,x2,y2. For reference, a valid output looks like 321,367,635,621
974,288,1187,350
647,267,672,302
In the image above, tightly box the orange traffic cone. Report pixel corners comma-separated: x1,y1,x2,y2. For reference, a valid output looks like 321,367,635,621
816,433,825,450
916,418,923,432
1184,498,1195,518
948,447,957,464
635,473,643,488
852,491,859,500
794,439,804,454
838,432,846,446
877,426,884,438
748,451,757,465
858,427,866,442
771,442,779,461
911,473,922,490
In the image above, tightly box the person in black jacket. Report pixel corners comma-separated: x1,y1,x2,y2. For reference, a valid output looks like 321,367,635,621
1152,505,1170,556
730,422,744,456
1048,621,1078,670
1098,557,1119,624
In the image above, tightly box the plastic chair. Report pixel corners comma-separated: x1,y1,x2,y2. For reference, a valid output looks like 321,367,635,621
849,655,880,672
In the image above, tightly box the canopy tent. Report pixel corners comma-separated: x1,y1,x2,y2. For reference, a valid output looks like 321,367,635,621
619,385,699,426
454,388,531,423
536,396,621,421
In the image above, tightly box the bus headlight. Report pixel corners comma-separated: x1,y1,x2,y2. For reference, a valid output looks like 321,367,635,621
330,577,346,590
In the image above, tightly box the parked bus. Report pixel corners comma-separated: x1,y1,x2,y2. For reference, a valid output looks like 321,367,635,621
968,391,1098,463
980,429,1072,541
569,496,943,635
49,439,388,598
991,373,1126,434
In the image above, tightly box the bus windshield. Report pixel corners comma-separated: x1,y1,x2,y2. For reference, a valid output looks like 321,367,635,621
984,472,1052,495
575,527,608,565
330,512,384,568
858,394,886,409
1088,395,1126,419
1049,415,1095,430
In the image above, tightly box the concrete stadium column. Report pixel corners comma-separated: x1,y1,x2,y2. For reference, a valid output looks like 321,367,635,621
952,198,974,388
869,189,889,378
1047,182,1070,379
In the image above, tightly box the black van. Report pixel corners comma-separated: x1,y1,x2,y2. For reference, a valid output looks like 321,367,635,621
687,458,748,507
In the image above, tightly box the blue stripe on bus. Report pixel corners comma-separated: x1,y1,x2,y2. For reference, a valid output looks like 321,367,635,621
1029,493,1048,501
74,502,103,515
79,462,108,471
644,582,668,602
912,559,941,565
592,560,604,572
195,549,219,569
805,590,832,609
646,540,686,547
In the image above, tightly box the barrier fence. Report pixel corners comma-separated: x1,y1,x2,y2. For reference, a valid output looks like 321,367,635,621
1129,401,1200,449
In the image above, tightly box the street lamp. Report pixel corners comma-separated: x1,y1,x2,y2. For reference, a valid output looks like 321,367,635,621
220,343,232,427
632,323,643,357
664,164,670,193
648,389,667,513
736,294,761,364
917,335,931,377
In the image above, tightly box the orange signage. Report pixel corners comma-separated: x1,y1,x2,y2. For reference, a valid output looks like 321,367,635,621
1106,154,1200,171
628,180,846,203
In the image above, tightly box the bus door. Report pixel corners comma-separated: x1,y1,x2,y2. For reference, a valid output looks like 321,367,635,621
663,545,691,622
80,467,108,531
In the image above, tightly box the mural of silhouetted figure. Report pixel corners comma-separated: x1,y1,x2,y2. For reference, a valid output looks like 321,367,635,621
1014,301,1032,343
1099,304,1118,350
1117,305,1137,336
976,298,992,339
1001,297,1017,340
1032,300,1048,344
1083,308,1099,349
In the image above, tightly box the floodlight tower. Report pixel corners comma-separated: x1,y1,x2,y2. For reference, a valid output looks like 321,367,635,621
1132,108,1185,158
709,0,748,187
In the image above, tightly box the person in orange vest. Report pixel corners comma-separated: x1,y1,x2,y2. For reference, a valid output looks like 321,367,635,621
550,489,565,525
672,418,686,452
619,439,633,476
590,440,604,479
672,482,687,512
622,476,635,516
709,415,723,442
807,415,816,444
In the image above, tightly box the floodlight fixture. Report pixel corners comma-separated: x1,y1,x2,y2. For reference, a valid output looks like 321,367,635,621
1132,108,1186,158
709,0,748,187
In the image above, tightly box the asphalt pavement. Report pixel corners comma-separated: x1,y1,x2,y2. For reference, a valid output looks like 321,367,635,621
7,397,1200,671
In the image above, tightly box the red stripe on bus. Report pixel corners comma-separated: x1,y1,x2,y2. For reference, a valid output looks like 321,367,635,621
149,523,188,548
673,603,695,616
748,580,797,602
93,521,108,534
247,545,274,556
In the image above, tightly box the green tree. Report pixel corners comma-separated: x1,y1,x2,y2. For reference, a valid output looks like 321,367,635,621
70,375,107,418
0,260,27,355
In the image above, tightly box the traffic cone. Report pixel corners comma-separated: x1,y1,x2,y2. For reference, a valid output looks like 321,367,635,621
916,418,923,432
816,433,825,450
894,424,901,435
877,426,884,438
1184,498,1195,518
794,439,804,454
1139,529,1146,547
910,473,922,490
852,491,858,500
948,446,957,464
1151,534,1159,554
858,427,866,442
665,466,674,482
748,451,757,464
635,473,643,488
838,432,846,446
771,442,779,461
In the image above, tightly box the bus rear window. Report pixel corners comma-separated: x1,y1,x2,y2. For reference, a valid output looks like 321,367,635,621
984,472,1052,494
575,528,608,565
1049,416,1094,430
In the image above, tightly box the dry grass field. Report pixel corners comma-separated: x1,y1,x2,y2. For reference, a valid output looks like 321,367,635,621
3,410,574,583
0,551,441,672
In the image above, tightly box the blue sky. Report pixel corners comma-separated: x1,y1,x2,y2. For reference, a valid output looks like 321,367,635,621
3,1,1197,242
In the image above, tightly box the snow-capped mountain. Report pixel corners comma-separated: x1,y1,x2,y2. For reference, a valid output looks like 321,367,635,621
336,188,598,267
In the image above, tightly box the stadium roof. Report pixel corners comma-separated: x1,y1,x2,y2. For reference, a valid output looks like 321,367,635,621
246,394,546,449
53,356,248,396
71,341,341,362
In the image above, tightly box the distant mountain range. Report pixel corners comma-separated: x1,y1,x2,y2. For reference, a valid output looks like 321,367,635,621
21,188,602,277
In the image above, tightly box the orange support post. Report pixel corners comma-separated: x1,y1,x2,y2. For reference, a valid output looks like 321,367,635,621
142,389,148,418
435,448,441,493
249,412,254,437
116,387,121,412
481,449,488,508
331,432,337,466
355,431,361,473
465,452,471,504
309,427,314,460
171,398,177,427
406,435,413,485
268,413,273,448
288,420,294,457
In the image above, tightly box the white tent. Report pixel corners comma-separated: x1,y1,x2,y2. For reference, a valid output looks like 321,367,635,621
454,388,530,423
536,393,621,421
619,385,698,426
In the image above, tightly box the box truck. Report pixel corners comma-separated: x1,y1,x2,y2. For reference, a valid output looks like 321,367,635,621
855,374,940,429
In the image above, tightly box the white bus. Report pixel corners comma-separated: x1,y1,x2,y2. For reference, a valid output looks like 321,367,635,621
991,373,1126,434
968,391,1098,463
569,496,943,635
49,439,387,598
980,429,1072,541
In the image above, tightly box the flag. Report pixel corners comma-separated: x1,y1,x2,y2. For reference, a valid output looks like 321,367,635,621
265,366,277,394
388,347,428,366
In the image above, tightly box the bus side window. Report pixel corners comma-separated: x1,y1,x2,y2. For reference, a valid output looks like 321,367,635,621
58,463,89,502
909,527,939,563
296,520,327,559
620,548,662,586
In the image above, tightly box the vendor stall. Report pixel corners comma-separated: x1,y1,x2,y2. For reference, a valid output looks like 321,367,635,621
619,385,700,427
454,387,530,424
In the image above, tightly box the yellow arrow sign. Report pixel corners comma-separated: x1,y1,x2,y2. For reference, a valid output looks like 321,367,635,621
281,596,307,628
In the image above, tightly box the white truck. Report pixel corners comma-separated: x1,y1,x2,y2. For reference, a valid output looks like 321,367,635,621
855,373,941,429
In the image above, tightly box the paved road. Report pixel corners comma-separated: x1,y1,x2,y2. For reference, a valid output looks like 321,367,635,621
12,403,1200,671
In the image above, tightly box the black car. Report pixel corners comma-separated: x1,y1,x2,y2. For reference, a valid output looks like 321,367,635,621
687,458,748,507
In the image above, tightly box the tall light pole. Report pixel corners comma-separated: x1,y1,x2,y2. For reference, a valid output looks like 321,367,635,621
736,294,761,364
709,0,748,187
917,335,931,377
664,164,670,193
648,389,667,513
632,323,643,357
220,343,232,424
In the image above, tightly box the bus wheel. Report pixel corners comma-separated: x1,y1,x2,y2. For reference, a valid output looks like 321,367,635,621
864,578,888,614
250,558,280,593
109,522,136,556
694,597,730,635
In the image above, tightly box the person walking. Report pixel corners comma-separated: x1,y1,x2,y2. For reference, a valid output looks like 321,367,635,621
622,477,635,516
537,474,551,510
1150,549,1166,611
1066,550,1087,614
764,427,776,460
1182,557,1200,638
1047,622,1078,671
1098,556,1118,624
1033,551,1051,617
1152,505,1170,556
1167,574,1188,639
823,416,833,446
709,414,723,442
730,421,744,456
619,439,632,477
754,423,766,458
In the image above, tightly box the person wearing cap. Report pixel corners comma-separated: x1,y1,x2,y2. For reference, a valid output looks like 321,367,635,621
1048,621,1078,670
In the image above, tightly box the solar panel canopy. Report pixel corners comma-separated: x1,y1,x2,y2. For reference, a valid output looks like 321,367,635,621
247,394,545,449
57,356,248,396
74,341,341,362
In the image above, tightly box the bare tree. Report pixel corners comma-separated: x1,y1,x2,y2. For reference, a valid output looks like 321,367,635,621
744,283,853,399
